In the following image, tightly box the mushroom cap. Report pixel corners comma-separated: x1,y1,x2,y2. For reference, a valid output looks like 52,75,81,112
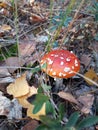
40,49,80,78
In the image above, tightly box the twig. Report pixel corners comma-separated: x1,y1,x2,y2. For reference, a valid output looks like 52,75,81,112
0,66,33,70
74,71,98,87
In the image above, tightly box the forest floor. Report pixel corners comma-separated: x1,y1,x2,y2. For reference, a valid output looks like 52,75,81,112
0,0,98,130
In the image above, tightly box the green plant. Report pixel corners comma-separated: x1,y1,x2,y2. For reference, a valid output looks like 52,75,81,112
36,110,98,130
0,44,18,60
88,2,98,21
27,84,98,130
46,0,76,50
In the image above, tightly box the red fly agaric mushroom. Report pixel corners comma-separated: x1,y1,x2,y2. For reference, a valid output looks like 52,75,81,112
40,49,80,79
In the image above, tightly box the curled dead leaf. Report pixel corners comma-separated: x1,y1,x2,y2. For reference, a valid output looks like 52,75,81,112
7,73,29,97
17,86,37,108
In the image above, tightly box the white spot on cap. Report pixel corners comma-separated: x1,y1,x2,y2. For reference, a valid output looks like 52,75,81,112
52,72,56,75
63,74,66,76
72,66,74,69
59,72,63,77
60,61,64,65
51,54,54,56
60,57,64,60
54,55,58,57
75,59,78,66
64,67,70,72
47,58,51,61
49,60,53,65
47,58,53,65
66,58,71,62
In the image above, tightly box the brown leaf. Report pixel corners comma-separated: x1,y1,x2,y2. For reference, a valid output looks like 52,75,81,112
77,94,94,114
58,91,79,105
80,54,91,67
84,68,98,85
0,83,8,93
22,120,39,130
30,14,46,23
0,61,10,77
7,73,30,97
0,2,8,8
5,57,25,73
19,41,35,57
0,24,11,32
92,41,98,52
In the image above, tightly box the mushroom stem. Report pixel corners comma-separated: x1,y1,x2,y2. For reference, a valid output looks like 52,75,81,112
54,78,63,91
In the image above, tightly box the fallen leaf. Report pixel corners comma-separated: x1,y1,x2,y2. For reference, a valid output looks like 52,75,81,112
5,57,25,73
77,94,94,114
58,91,79,105
17,86,37,108
7,73,29,97
0,83,8,94
92,41,98,52
0,60,10,78
19,41,35,57
30,13,46,23
0,24,11,32
17,96,32,108
80,54,91,67
0,2,8,8
84,68,98,85
27,103,46,120
22,120,39,130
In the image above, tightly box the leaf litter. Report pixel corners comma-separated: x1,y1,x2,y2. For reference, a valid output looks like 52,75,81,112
0,0,98,129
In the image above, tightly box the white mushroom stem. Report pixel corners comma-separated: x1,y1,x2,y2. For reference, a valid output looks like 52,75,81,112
54,78,64,91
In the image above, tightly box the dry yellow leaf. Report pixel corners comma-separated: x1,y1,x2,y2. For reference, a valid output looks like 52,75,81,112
17,86,37,108
0,24,11,32
7,73,29,97
27,103,46,120
84,68,98,85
